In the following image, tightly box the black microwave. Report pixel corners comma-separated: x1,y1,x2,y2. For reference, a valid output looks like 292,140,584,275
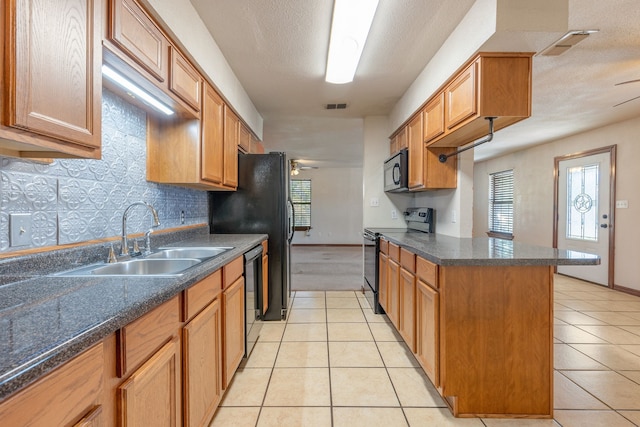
384,148,409,192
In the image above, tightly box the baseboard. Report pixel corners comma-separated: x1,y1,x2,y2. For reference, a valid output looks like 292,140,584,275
613,284,640,297
291,244,362,247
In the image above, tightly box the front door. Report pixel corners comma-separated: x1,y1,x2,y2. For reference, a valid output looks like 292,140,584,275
556,149,614,286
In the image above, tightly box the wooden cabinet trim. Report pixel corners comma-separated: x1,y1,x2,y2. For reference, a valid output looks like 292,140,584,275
117,296,180,378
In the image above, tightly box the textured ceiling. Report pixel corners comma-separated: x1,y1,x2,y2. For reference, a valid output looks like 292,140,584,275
190,0,640,167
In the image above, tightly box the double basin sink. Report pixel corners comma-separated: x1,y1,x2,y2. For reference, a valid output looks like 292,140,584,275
56,247,233,277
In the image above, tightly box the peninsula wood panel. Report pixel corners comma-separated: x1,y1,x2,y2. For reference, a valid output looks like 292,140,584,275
438,265,553,417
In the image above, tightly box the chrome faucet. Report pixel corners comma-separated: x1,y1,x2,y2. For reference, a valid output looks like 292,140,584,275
121,202,160,256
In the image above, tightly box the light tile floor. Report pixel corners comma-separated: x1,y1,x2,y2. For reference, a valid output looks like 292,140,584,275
210,274,640,426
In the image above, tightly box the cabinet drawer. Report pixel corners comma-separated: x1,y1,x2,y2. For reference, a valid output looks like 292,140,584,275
117,296,180,377
388,242,400,262
0,343,103,427
417,256,438,288
379,239,389,254
183,269,222,322
169,46,202,112
223,256,244,289
400,248,416,272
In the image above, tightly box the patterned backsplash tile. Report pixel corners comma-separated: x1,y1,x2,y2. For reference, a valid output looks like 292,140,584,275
0,89,209,252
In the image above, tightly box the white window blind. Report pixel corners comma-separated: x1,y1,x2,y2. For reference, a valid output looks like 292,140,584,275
291,179,311,228
488,169,514,236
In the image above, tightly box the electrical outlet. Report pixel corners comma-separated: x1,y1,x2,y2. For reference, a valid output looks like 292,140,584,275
369,197,379,207
616,200,629,209
452,210,457,223
391,209,398,220
10,213,32,247
180,210,185,224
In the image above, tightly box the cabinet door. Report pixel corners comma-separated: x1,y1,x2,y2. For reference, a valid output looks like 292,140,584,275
183,299,222,427
390,135,398,155
223,276,245,389
239,125,251,153
109,0,168,82
262,253,269,314
201,83,225,184
423,92,445,143
445,62,477,130
9,0,101,148
223,106,239,189
169,46,202,112
378,252,388,312
407,114,424,190
416,280,439,387
387,259,400,328
119,337,181,427
74,405,103,427
399,268,416,351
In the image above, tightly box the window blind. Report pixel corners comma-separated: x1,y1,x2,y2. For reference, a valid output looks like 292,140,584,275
488,169,514,235
290,179,311,228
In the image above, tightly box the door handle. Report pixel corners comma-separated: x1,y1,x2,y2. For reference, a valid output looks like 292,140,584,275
600,224,608,228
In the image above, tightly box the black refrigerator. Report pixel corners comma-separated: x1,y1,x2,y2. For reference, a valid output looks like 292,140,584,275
209,152,294,320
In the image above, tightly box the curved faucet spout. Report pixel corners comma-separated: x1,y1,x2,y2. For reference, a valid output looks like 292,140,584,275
121,202,160,256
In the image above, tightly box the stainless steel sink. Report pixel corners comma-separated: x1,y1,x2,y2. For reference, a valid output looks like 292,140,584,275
146,247,232,260
90,258,200,275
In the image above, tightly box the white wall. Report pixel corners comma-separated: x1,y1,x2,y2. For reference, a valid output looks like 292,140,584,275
362,116,412,228
291,168,363,245
473,117,640,292
142,0,263,138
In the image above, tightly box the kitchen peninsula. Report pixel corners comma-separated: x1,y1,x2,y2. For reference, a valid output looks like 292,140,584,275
375,230,599,418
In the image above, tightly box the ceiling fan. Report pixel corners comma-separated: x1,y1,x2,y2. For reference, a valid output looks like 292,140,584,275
613,78,640,107
290,160,318,176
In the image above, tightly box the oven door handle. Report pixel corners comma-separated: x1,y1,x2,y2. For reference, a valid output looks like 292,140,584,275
363,233,376,242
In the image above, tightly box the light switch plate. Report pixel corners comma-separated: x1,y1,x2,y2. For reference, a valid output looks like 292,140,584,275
10,213,32,247
616,200,629,209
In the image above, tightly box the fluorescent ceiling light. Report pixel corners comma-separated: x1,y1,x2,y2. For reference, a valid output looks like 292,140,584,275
325,0,379,84
102,64,174,115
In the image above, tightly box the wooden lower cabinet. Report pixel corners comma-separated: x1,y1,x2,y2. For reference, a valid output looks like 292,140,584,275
183,298,222,427
378,252,388,312
0,343,104,427
416,279,439,386
387,259,400,328
399,267,416,351
222,276,245,389
118,337,181,427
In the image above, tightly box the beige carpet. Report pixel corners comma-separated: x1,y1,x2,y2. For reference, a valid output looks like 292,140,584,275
290,246,363,291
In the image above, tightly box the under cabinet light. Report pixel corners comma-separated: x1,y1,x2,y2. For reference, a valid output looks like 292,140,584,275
325,0,379,84
102,64,174,116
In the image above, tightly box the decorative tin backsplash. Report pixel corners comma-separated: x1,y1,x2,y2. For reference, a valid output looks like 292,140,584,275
0,90,208,253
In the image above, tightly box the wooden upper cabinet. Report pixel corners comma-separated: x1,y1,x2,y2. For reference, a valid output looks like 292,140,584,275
223,106,240,189
431,52,533,148
169,47,202,112
201,82,225,185
238,124,251,153
0,0,102,158
109,0,168,83
445,62,477,130
407,114,424,190
423,92,445,143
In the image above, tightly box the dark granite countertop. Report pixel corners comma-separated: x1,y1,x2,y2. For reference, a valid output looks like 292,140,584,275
378,232,600,267
0,233,266,400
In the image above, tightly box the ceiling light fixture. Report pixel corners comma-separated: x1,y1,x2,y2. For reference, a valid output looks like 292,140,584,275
290,160,300,176
102,64,174,116
325,0,379,84
537,29,599,56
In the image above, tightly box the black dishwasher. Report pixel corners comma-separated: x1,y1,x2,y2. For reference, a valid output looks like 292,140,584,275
244,244,264,357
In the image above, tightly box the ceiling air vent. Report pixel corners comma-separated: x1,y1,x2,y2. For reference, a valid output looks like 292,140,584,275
325,103,347,110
